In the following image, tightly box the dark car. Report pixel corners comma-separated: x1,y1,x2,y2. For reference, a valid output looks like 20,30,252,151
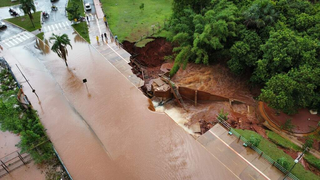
50,0,58,2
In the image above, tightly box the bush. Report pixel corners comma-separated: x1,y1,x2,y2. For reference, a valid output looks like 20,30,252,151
248,135,261,147
277,157,290,170
234,129,319,180
266,130,301,151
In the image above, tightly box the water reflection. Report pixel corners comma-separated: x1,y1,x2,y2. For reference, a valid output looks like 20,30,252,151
73,31,87,44
35,39,50,55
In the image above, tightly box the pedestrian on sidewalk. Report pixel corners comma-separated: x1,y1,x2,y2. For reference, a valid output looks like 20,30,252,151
101,34,104,41
86,16,89,22
103,33,107,43
96,36,99,42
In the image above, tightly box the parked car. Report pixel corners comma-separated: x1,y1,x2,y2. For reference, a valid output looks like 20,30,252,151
0,22,7,29
50,0,58,2
85,3,91,11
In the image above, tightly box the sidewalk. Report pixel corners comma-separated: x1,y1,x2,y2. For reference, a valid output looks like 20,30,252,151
87,15,144,87
198,124,285,180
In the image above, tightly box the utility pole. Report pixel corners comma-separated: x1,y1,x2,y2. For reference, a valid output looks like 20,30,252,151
283,148,308,180
16,64,39,100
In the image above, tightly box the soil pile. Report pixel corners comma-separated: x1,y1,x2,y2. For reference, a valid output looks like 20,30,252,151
123,38,173,67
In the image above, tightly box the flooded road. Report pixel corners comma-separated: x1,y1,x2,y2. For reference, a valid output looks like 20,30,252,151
3,29,239,179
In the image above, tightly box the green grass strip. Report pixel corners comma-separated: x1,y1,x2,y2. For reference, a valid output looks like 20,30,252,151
67,0,85,21
6,11,41,32
101,0,172,42
72,22,90,43
266,130,302,151
36,32,44,40
304,153,320,171
0,0,19,7
234,129,319,180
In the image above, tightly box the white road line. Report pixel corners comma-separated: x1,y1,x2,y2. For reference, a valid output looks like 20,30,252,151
47,25,52,31
94,15,129,63
7,41,15,46
43,26,47,32
55,24,59,29
11,38,19,44
208,130,271,180
15,37,23,42
19,34,27,41
24,32,32,38
5,42,12,47
58,23,62,28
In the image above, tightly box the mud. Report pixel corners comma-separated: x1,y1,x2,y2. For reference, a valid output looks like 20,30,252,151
124,38,265,136
124,38,173,86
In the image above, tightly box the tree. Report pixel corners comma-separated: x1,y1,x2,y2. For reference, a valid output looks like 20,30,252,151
228,29,262,75
251,28,318,83
243,0,278,29
260,65,320,114
248,135,261,147
66,3,80,21
20,0,36,28
277,157,290,170
170,0,238,76
303,138,314,150
49,34,72,67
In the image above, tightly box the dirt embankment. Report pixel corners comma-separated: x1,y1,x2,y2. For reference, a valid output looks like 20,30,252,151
123,37,264,135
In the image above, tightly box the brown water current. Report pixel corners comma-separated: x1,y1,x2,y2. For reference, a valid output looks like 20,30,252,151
3,30,239,180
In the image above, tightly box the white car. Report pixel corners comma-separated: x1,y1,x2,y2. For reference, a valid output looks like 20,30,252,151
85,3,91,11
0,21,7,29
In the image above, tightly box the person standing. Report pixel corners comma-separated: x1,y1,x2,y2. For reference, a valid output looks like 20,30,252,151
96,36,99,42
86,16,89,22
104,33,107,41
101,34,104,41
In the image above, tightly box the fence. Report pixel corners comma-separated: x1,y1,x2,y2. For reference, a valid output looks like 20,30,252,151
217,117,299,180
0,151,31,178
0,57,32,106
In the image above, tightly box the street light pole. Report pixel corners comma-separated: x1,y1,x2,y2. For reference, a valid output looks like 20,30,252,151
283,148,308,180
15,64,39,100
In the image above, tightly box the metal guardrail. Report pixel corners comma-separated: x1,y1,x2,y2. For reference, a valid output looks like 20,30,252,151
218,118,299,180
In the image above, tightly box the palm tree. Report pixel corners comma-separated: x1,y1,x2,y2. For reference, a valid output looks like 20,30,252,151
20,0,36,28
49,34,72,67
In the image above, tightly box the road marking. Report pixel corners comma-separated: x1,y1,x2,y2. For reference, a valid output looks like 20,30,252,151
209,130,270,180
16,37,23,42
94,15,129,63
58,23,62,28
47,25,52,31
19,34,27,41
11,38,19,44
5,42,12,47
24,32,33,38
7,41,15,46
55,24,59,29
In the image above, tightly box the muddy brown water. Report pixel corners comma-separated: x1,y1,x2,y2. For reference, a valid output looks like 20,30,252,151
3,31,239,179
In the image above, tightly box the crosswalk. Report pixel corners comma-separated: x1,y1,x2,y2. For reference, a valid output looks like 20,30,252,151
1,31,34,48
86,14,96,21
42,21,72,33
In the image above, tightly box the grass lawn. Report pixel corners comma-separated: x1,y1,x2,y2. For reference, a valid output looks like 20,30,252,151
36,32,44,40
67,0,89,43
67,0,85,20
101,0,173,42
0,0,19,7
6,11,41,32
266,130,302,151
72,22,90,43
235,129,319,180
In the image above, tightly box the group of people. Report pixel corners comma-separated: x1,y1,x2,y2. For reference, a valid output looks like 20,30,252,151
96,33,108,43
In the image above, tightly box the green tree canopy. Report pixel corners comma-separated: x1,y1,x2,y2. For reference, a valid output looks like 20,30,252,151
20,0,36,28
